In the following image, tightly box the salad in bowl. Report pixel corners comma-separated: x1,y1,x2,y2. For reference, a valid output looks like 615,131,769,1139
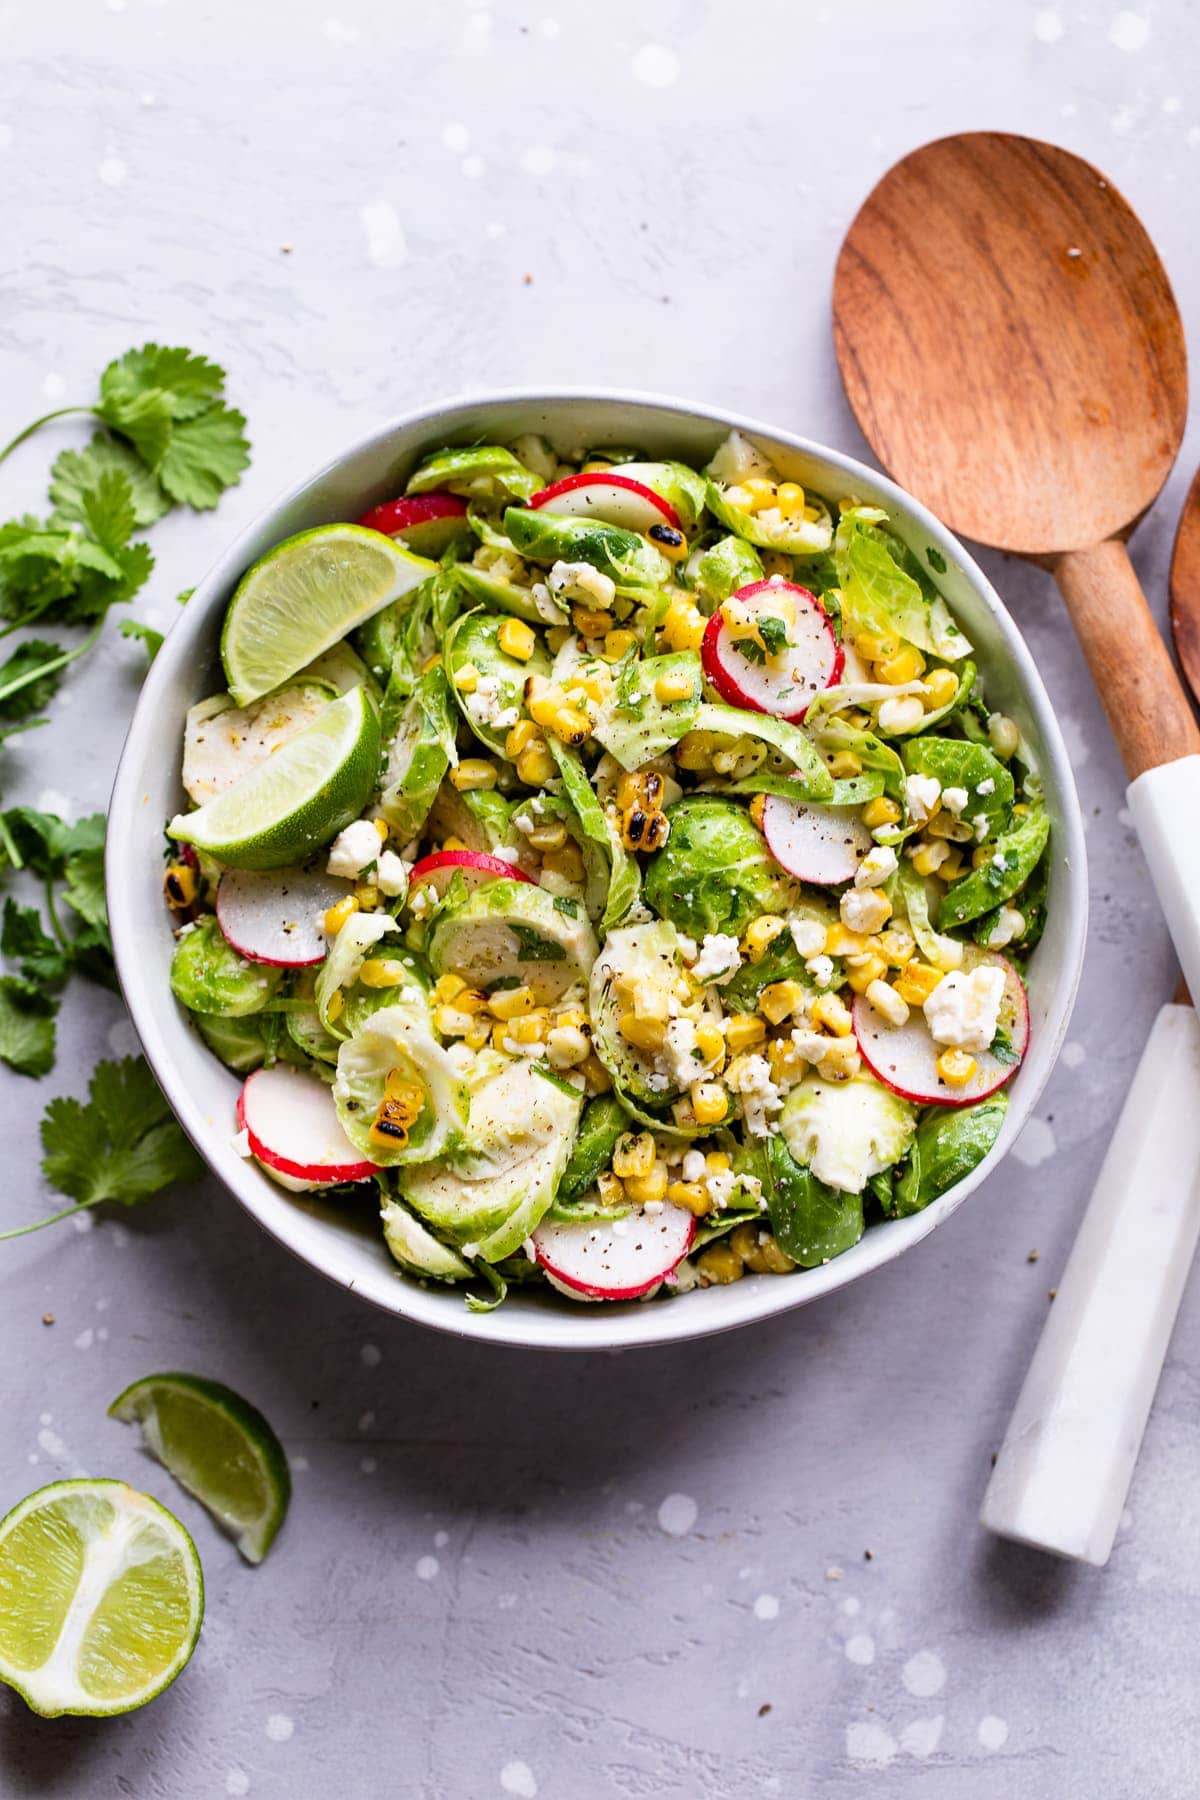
156,419,1059,1316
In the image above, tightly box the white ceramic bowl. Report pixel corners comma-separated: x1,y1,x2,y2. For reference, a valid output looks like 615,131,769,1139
107,392,1087,1351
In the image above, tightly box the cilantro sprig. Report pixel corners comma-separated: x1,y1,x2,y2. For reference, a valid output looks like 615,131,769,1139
0,1056,204,1240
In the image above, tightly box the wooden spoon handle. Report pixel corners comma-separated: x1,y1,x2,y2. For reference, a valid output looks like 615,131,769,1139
1054,539,1200,778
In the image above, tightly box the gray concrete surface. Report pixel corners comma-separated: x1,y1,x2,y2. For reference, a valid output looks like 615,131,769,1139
1,1,1198,1794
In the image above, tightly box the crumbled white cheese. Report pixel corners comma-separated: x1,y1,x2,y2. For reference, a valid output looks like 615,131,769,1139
662,1017,703,1087
725,1052,783,1137
467,674,508,727
461,1241,480,1259
676,934,698,961
977,777,996,796
805,954,835,987
493,846,521,864
691,933,741,985
493,705,519,730
983,905,1025,949
547,560,616,610
923,964,1006,1052
941,786,969,816
707,1170,738,1206
904,772,941,826
840,886,891,935
790,916,827,959
854,845,898,889
327,818,382,879
682,1149,707,1183
513,813,536,837
530,583,565,623
232,1128,252,1159
376,850,410,896
972,814,990,842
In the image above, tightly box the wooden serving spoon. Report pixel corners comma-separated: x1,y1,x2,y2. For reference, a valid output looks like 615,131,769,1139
1170,467,1200,702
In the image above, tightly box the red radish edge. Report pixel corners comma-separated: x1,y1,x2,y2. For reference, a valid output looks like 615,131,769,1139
356,492,468,536
528,471,682,532
853,954,1030,1109
216,867,349,968
237,1070,381,1184
532,1206,696,1301
758,789,873,886
409,850,536,898
701,580,843,723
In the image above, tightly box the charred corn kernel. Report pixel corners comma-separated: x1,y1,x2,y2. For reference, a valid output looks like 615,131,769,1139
824,922,871,957
497,618,536,661
546,1024,590,1069
936,1047,977,1087
619,1011,666,1054
666,1180,712,1217
705,1151,731,1174
853,630,901,663
612,1132,655,1180
516,742,557,786
726,1013,767,1053
740,476,777,513
509,1013,547,1045
817,1037,861,1082
571,606,613,639
988,712,1020,758
464,1022,491,1052
828,751,864,781
617,768,665,811
744,1232,796,1275
895,961,944,1005
545,705,591,746
693,1021,726,1065
972,845,994,869
619,807,670,852
504,718,540,758
744,914,786,962
489,984,536,1020
922,667,959,710
661,595,706,654
453,662,480,694
597,1170,625,1207
580,1052,613,1095
325,988,345,1023
450,758,498,792
360,958,408,989
774,481,806,519
938,849,965,883
602,627,638,661
526,821,567,852
865,978,910,1027
369,1079,424,1148
163,861,197,909
812,992,854,1036
432,973,467,1003
625,1162,669,1204
655,668,696,705
541,841,585,881
696,1243,745,1285
846,954,889,994
878,929,915,967
874,645,926,684
648,522,688,561
759,979,804,1025
436,1004,476,1037
911,840,951,878
690,1082,729,1125
323,895,359,935
862,795,902,830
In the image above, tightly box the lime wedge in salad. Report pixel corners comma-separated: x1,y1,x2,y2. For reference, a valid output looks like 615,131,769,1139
0,1479,203,1717
109,1373,291,1566
168,684,380,869
222,523,436,706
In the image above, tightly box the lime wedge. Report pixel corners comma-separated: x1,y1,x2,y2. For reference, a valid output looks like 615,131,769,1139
168,685,380,869
0,1479,203,1717
222,524,436,706
109,1373,291,1566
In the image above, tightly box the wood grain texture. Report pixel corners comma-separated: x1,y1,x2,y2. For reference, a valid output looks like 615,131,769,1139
1170,465,1200,706
834,132,1187,555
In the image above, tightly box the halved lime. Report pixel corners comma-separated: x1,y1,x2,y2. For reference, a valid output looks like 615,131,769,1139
109,1373,291,1566
222,523,436,706
168,685,380,869
0,1479,203,1718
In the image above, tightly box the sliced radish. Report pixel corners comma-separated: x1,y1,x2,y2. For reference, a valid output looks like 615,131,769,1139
759,789,874,885
853,950,1029,1108
238,1066,381,1190
527,472,681,534
216,866,352,967
532,1203,696,1302
702,579,842,722
408,849,536,902
356,492,469,557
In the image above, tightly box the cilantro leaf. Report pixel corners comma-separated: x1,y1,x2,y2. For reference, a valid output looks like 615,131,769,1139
80,469,135,556
0,977,57,1077
0,639,67,720
49,436,171,529
757,614,791,656
93,387,173,471
62,837,108,936
40,1055,204,1207
1,899,69,984
734,637,766,665
119,617,163,661
926,547,948,575
99,344,227,423
158,404,251,509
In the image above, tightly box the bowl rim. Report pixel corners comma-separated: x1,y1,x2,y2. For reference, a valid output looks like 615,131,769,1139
106,387,1088,1351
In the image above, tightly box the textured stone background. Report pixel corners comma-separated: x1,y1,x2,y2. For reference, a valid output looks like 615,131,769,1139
2,1,1199,1795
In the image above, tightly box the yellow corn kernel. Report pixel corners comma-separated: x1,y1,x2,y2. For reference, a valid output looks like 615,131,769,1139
547,705,590,746
853,630,901,663
926,812,975,843
936,1047,978,1088
862,795,902,830
817,1037,861,1082
421,653,442,672
655,668,696,705
675,730,724,772
922,667,959,711
489,984,537,1020
163,861,197,910
910,841,951,878
694,1021,726,1065
938,848,965,883
705,1151,731,1174
690,1082,728,1125
812,992,854,1037
454,662,480,695
541,841,585,882
516,742,557,786
625,1163,669,1205
546,1024,590,1069
526,821,567,852
572,606,613,639
490,1021,513,1053
504,718,540,758
509,1013,547,1046
580,1053,613,1095
597,1170,625,1208
874,645,926,685
464,1022,491,1051
450,758,498,792
722,483,753,512
894,961,944,1005
988,712,1020,759
497,617,537,662
661,595,706,655
373,819,390,844
696,1243,745,1285
369,1079,424,1148
828,751,863,781
865,978,910,1028
528,690,562,729
564,673,607,708
726,1013,767,1054
742,1231,796,1276
554,1007,588,1033
435,1004,475,1037
747,794,767,832
325,988,345,1023
602,627,638,662
774,481,806,519
355,879,379,910
824,922,871,958
359,958,408,989
767,1036,807,1084
619,1011,666,1054
440,837,469,853
432,973,467,1003
743,914,786,962
972,845,994,869
612,1132,655,1180
666,1180,712,1218
845,954,889,994
878,929,915,967
323,895,359,936
740,476,777,513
